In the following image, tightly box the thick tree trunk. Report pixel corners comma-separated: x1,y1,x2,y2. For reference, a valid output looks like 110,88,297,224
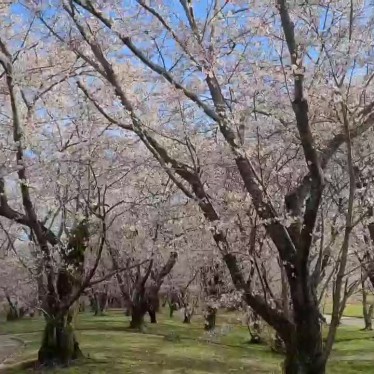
204,306,216,331
145,286,159,323
130,308,145,331
129,306,146,330
148,309,157,323
38,314,82,366
284,310,326,374
284,349,326,374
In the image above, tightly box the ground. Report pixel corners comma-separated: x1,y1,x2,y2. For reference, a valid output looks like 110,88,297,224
0,309,374,373
324,303,364,319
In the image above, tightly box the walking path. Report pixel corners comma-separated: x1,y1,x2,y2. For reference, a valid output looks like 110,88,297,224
324,315,364,328
0,335,23,368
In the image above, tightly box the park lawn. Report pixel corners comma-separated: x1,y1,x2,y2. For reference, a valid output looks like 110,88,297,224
0,309,374,373
323,303,364,318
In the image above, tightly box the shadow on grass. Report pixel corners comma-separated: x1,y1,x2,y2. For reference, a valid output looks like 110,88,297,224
2,329,279,374
2,310,374,374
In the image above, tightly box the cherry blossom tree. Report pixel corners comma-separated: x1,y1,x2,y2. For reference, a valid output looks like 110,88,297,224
0,14,145,364
3,0,374,372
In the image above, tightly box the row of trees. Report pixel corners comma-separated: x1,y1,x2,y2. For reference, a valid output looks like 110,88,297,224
1,1,374,373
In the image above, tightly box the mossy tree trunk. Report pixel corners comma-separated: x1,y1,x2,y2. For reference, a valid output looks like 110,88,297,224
38,217,89,366
38,311,82,366
38,269,83,366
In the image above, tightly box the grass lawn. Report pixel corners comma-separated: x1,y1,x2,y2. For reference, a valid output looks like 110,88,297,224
0,309,374,373
324,303,364,319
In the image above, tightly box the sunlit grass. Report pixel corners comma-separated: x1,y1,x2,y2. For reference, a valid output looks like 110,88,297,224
323,302,364,319
1,308,374,373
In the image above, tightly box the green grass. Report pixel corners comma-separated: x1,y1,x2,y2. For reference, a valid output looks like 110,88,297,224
323,303,364,319
1,309,374,373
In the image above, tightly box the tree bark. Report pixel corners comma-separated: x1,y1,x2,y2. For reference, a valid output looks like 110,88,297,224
129,305,146,330
38,311,82,366
362,281,373,330
5,295,21,321
284,347,326,374
124,305,131,317
169,303,177,318
247,312,262,344
148,309,157,323
183,305,193,324
204,306,216,331
90,295,99,316
364,305,374,331
91,291,108,316
288,298,325,374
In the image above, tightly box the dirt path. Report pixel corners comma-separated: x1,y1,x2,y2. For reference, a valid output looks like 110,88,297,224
0,335,23,367
324,315,364,328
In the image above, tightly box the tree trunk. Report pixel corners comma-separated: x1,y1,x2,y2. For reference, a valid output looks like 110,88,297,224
169,304,176,318
5,296,20,321
124,307,131,317
284,348,326,374
124,299,132,316
96,292,108,316
271,333,286,354
90,292,108,316
283,310,326,374
364,304,374,331
129,306,146,330
79,299,86,313
90,295,99,316
148,309,157,323
98,292,108,315
362,279,373,330
183,305,193,324
363,295,373,331
248,315,262,344
204,306,216,331
38,313,82,366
